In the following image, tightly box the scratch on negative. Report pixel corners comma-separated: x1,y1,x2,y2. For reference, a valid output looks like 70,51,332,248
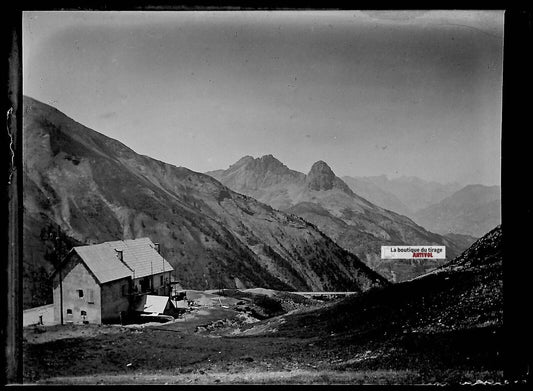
7,107,15,185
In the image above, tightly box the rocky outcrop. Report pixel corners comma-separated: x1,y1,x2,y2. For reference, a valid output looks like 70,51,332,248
306,161,352,194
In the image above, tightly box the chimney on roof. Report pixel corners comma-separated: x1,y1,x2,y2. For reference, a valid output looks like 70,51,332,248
154,242,160,253
115,249,123,261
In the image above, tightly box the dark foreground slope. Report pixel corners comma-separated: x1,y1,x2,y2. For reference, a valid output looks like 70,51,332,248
23,96,386,308
23,226,506,384
273,225,503,380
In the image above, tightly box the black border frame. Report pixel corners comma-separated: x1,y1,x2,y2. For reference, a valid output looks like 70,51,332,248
3,3,531,386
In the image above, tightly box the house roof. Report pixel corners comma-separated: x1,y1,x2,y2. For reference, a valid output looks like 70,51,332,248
72,238,173,284
134,295,174,314
104,238,173,279
74,243,132,284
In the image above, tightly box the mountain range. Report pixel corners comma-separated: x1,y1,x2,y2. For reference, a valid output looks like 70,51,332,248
22,96,386,308
207,156,467,282
341,176,499,240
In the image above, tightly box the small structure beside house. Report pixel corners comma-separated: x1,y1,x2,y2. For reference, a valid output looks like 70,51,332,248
23,304,55,327
133,294,178,321
52,238,174,324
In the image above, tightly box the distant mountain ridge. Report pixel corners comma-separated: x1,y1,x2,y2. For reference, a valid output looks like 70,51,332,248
208,155,468,282
341,175,463,216
22,96,387,308
341,176,413,216
412,184,501,237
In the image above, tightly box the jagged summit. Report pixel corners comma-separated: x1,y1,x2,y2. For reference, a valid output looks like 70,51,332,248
232,154,295,177
255,154,287,171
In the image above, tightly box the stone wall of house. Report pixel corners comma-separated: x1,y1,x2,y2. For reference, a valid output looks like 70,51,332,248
52,254,102,324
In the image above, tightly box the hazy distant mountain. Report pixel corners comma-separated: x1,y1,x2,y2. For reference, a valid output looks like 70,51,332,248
342,175,463,215
412,185,501,237
22,96,387,308
208,156,467,282
341,176,412,216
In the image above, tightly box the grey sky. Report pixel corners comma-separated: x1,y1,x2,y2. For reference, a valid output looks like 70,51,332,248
23,11,503,185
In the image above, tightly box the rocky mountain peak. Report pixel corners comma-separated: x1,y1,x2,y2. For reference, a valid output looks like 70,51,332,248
306,161,341,191
309,160,333,174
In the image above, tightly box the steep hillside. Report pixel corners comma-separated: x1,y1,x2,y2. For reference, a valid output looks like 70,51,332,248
22,96,386,308
437,225,501,271
413,185,501,237
208,156,466,282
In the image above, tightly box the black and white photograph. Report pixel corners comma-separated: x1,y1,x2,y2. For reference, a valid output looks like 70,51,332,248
5,8,522,385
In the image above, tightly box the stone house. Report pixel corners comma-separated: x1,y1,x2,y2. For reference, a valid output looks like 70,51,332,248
52,238,174,324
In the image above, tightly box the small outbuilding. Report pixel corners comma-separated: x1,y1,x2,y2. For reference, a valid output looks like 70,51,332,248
133,294,176,315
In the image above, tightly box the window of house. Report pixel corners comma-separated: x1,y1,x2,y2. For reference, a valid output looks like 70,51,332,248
140,277,150,293
81,310,87,316
66,309,72,314
160,275,164,286
77,289,84,298
87,289,94,304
